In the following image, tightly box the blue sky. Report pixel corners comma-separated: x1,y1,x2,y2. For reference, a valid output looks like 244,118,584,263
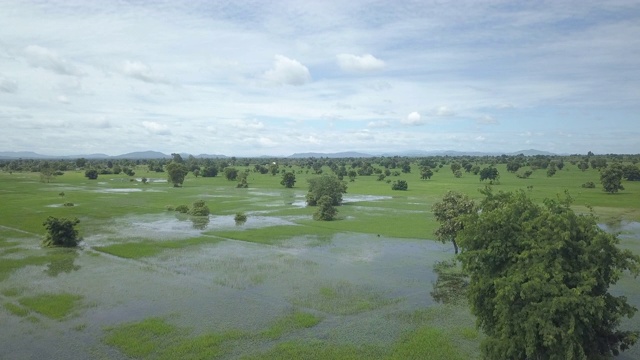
1,0,639,156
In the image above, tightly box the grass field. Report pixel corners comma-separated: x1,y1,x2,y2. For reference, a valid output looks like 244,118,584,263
0,161,639,359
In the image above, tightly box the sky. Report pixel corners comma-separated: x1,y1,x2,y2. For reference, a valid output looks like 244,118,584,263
1,0,639,157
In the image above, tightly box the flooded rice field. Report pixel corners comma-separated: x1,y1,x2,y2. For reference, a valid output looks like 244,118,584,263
1,225,453,359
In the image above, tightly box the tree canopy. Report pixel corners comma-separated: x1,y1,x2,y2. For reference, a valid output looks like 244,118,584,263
600,164,625,193
458,189,639,360
42,216,80,247
432,191,476,254
306,175,347,206
165,162,188,187
280,172,296,188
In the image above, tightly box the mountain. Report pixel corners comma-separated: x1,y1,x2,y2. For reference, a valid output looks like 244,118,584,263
194,153,227,158
289,151,374,158
509,149,557,156
112,151,170,159
0,151,54,159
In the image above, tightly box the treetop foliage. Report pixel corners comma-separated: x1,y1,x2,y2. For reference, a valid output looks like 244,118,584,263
306,175,347,206
42,216,80,247
458,189,639,360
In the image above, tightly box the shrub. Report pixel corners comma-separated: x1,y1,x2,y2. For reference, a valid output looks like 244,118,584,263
42,216,80,247
63,202,74,207
234,212,247,225
188,200,210,216
581,181,596,188
391,180,408,191
175,205,189,213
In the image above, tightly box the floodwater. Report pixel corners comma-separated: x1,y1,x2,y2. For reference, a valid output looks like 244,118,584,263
2,215,639,359
1,217,453,359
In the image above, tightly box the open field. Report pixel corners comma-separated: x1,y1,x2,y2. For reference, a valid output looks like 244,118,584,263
1,161,639,359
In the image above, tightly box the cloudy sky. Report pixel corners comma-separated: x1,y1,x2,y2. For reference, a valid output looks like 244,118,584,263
1,0,639,156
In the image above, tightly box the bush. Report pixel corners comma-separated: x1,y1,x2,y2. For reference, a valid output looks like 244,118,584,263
175,205,189,213
392,180,408,191
165,205,175,211
63,202,74,207
313,195,338,221
234,212,247,225
188,200,210,216
581,181,596,188
84,169,98,180
42,216,80,247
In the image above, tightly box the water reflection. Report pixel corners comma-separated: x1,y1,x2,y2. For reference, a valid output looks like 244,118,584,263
190,216,210,230
430,259,467,304
45,249,81,277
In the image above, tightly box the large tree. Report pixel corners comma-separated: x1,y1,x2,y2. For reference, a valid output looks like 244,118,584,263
165,162,188,187
432,191,476,254
42,216,80,247
479,166,499,182
600,164,624,193
306,175,347,206
458,189,639,360
280,172,296,188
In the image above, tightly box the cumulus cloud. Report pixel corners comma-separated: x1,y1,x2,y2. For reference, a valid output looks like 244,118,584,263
142,121,170,135
0,76,18,93
263,55,311,86
337,54,385,72
24,45,82,76
122,60,167,84
401,111,424,126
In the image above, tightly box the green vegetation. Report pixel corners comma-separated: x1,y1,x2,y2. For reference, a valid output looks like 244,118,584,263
432,191,476,254
18,293,83,319
458,189,640,359
260,310,322,339
1,153,640,359
42,216,80,247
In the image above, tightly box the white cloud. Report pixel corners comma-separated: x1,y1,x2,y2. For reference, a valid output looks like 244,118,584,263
478,115,497,124
337,54,385,72
57,95,70,104
142,121,170,135
367,120,390,128
401,111,423,126
263,55,311,86
0,76,18,93
475,135,486,141
229,119,265,130
122,60,167,84
434,106,454,117
24,45,82,76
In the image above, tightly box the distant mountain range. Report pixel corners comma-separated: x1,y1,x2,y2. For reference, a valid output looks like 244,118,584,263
0,149,562,160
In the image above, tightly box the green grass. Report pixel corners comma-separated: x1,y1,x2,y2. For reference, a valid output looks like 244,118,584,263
104,317,245,359
242,340,387,360
0,256,50,281
260,310,323,339
390,326,466,360
94,236,221,259
18,293,83,319
3,302,30,317
292,280,399,315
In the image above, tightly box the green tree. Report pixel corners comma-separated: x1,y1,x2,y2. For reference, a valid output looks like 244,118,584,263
202,165,218,177
42,217,80,247
479,167,499,183
306,175,347,206
224,167,239,181
187,200,210,216
420,167,433,180
458,189,639,360
391,180,408,190
165,162,188,187
84,169,98,180
623,164,640,181
600,164,624,193
313,195,338,221
280,172,296,188
432,191,476,254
